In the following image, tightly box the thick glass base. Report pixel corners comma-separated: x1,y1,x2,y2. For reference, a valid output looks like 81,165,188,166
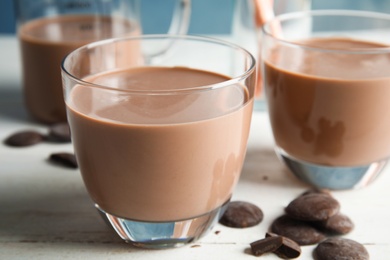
97,200,229,249
277,149,387,190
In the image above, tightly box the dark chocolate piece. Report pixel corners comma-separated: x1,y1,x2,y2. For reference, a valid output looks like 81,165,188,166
219,201,263,228
270,215,326,245
317,213,354,235
49,152,78,169
285,193,340,221
250,236,283,256
4,130,45,147
47,123,71,142
314,237,369,260
266,232,301,259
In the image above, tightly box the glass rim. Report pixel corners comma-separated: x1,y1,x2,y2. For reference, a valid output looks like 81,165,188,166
61,34,256,94
262,9,390,55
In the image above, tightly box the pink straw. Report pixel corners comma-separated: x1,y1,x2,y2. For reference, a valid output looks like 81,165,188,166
254,0,274,27
253,0,283,37
252,0,282,98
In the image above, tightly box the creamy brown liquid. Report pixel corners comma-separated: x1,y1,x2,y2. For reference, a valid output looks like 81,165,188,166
264,37,390,166
66,67,253,221
19,15,140,123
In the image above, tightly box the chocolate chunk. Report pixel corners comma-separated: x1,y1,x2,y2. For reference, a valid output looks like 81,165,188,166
314,238,369,260
47,123,71,142
219,201,263,228
285,193,340,221
49,152,78,169
266,233,301,259
270,215,326,245
317,213,354,235
250,236,283,256
4,130,45,147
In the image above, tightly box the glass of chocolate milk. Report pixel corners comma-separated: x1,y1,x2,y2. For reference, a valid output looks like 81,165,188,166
15,0,191,124
61,35,256,248
262,10,390,190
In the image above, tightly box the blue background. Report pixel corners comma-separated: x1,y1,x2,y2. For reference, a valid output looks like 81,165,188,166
1,0,390,34
2,0,235,34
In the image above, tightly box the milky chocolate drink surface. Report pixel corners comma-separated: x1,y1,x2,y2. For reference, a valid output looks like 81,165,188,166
19,15,139,123
66,66,253,221
264,37,390,166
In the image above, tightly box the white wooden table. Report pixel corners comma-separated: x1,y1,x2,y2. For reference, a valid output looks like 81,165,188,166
0,35,389,259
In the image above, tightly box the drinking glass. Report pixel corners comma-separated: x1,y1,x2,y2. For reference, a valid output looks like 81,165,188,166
15,0,191,123
61,35,256,248
262,10,390,190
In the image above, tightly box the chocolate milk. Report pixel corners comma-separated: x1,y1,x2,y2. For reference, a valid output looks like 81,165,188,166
66,67,253,221
264,37,390,166
19,15,139,123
